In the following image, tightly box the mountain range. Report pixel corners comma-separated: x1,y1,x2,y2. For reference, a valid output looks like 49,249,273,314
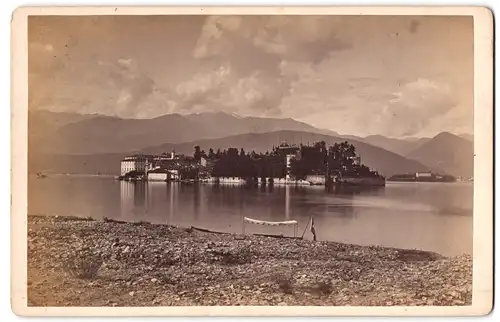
29,110,338,155
406,132,474,178
28,110,474,178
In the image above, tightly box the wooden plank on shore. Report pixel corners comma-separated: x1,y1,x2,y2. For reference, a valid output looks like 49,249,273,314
190,226,303,239
252,233,303,240
190,226,229,234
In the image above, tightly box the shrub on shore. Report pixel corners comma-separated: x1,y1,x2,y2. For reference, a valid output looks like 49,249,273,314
63,254,103,279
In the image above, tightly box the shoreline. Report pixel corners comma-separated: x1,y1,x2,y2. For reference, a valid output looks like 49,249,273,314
27,215,472,307
30,172,386,187
29,214,448,257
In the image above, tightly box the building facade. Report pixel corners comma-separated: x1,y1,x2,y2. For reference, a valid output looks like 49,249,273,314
120,155,152,176
276,142,300,180
120,150,177,176
350,156,361,166
416,172,432,178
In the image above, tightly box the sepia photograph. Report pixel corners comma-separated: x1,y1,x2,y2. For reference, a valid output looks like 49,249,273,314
11,6,493,316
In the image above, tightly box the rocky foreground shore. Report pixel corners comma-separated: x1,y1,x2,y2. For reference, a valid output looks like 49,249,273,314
28,215,472,307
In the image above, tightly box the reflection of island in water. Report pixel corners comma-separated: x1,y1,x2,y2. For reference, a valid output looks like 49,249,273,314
32,177,472,256
121,181,182,223
118,181,384,226
116,181,473,257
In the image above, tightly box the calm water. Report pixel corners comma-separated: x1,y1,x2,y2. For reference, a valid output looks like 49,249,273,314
28,175,473,256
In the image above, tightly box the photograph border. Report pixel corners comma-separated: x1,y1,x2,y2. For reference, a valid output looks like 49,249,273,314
11,5,494,316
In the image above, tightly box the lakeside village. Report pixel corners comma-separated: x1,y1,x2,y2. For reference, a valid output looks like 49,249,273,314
119,141,387,187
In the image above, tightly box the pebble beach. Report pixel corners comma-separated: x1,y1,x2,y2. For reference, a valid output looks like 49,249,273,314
27,215,472,307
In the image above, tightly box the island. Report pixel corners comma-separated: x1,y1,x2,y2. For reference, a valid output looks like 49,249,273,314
387,172,456,183
118,141,386,187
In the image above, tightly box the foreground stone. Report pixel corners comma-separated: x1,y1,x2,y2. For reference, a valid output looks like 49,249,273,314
28,215,472,307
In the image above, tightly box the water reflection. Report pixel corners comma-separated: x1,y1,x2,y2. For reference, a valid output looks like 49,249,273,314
28,176,473,256
285,185,290,220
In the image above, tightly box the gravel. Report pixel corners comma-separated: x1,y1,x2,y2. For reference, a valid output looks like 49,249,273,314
27,215,472,307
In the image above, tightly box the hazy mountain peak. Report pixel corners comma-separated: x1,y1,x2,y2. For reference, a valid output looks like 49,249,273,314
406,131,473,177
433,131,456,139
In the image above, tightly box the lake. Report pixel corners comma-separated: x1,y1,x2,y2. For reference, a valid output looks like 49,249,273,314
28,175,473,256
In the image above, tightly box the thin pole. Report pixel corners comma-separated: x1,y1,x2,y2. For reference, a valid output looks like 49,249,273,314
311,216,317,241
300,216,311,238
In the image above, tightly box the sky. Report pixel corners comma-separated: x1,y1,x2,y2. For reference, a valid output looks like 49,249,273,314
28,15,474,138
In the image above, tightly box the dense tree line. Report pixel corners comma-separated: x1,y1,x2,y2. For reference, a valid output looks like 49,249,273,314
192,141,382,180
208,147,286,179
290,141,382,179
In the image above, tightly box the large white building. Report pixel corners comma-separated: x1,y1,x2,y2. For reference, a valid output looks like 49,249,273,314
120,151,177,176
416,172,432,178
120,155,152,176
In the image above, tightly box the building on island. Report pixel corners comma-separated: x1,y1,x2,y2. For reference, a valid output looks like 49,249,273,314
147,168,180,181
120,150,177,176
276,142,300,180
416,172,432,178
350,156,361,166
120,149,208,181
119,141,384,187
120,155,154,176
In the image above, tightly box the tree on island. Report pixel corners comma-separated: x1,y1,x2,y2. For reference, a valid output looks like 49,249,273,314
290,141,382,180
206,140,382,181
194,145,202,162
208,148,215,160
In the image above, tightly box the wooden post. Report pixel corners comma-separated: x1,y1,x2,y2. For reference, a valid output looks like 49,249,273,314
311,216,317,241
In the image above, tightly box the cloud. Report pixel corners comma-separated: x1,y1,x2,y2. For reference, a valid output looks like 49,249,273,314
219,70,289,117
380,78,457,136
176,16,352,119
174,63,233,113
29,56,158,118
277,71,459,137
117,58,133,67
28,15,473,137
173,63,288,117
93,59,157,118
194,16,350,64
176,64,232,98
252,16,351,63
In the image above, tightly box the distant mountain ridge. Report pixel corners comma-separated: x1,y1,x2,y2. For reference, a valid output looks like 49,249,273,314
29,110,102,149
29,110,339,155
406,132,474,177
458,133,474,142
352,135,430,156
28,110,472,177
336,133,472,158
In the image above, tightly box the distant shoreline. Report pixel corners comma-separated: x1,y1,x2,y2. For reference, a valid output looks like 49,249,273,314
31,173,473,186
29,172,117,178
